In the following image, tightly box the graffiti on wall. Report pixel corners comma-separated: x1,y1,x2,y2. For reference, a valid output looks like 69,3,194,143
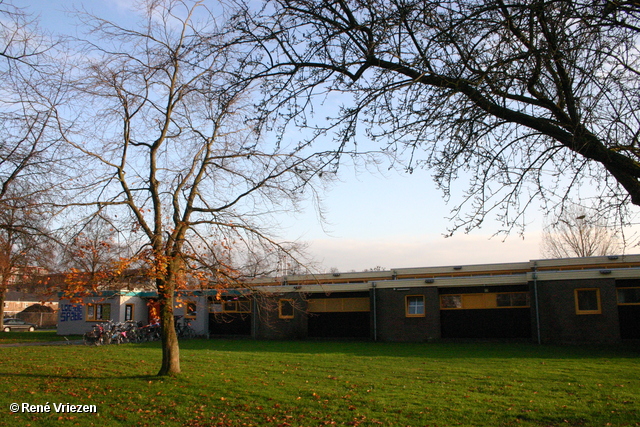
60,304,83,322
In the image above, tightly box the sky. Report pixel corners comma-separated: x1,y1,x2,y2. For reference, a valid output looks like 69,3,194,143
279,165,545,272
21,0,572,272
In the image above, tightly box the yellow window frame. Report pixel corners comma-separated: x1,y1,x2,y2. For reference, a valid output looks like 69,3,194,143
405,295,425,317
86,303,111,321
574,288,602,315
222,299,252,313
440,292,530,310
125,304,135,322
278,299,295,319
185,301,197,319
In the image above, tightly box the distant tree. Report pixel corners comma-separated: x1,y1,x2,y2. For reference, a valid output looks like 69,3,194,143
57,0,333,376
233,0,640,235
59,216,136,293
541,206,621,258
0,187,53,324
61,220,123,274
237,242,311,278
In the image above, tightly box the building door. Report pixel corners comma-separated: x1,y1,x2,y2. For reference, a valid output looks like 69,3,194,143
208,297,252,336
307,296,370,338
439,290,532,339
617,285,640,339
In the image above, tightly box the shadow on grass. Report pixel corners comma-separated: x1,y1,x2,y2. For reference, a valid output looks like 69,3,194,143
0,372,161,381
174,337,640,360
0,331,83,344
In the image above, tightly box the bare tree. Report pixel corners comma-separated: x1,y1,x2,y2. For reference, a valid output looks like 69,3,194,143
0,1,64,202
0,2,66,327
542,205,621,258
58,0,333,375
228,240,312,278
233,0,640,235
58,216,133,290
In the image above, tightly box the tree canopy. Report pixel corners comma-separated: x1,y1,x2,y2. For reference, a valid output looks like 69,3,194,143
234,0,640,233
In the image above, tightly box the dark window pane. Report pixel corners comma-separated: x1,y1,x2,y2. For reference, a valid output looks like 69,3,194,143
186,302,197,317
279,300,294,318
618,288,640,304
511,293,529,307
577,290,599,311
496,294,511,307
238,301,251,313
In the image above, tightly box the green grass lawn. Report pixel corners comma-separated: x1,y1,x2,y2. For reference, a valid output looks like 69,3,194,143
0,330,83,344
1,339,638,426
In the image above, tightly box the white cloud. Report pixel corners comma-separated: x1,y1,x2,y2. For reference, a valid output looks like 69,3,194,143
307,231,544,272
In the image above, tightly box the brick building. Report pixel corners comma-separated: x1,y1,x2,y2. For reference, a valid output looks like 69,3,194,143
58,255,640,344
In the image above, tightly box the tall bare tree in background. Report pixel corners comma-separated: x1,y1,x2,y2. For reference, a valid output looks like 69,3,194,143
542,205,621,258
233,0,640,235
0,1,65,326
58,0,335,376
58,216,134,293
0,187,54,322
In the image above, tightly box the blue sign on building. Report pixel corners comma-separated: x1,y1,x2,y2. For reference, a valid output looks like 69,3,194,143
60,304,83,322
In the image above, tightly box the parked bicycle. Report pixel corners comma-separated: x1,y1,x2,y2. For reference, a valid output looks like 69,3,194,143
83,317,196,345
83,322,107,346
138,321,161,342
174,315,197,339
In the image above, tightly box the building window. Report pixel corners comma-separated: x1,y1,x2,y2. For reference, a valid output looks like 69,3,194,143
279,299,295,319
222,299,252,313
440,295,462,309
440,292,530,310
307,297,370,313
125,304,134,322
406,295,425,317
97,304,110,320
185,301,197,318
87,303,111,321
574,289,602,314
617,287,640,305
496,293,530,307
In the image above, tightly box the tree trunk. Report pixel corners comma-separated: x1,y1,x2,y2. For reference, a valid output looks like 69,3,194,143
0,271,9,329
157,277,180,376
0,288,6,330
